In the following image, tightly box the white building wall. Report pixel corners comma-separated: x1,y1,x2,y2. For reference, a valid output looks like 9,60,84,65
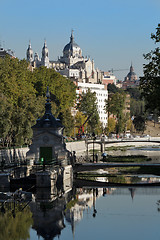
77,82,108,127
69,69,80,78
103,72,117,84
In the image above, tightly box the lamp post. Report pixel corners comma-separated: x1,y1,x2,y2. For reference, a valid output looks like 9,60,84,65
92,188,97,217
92,132,96,162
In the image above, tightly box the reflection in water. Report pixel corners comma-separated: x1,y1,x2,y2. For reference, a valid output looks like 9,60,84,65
0,200,33,240
1,180,160,239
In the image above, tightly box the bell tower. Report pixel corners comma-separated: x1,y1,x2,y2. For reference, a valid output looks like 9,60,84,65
41,40,50,68
26,41,33,63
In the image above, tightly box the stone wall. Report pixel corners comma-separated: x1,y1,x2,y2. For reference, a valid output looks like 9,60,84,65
0,141,88,162
66,141,86,155
0,147,29,163
0,141,87,162
1,139,159,162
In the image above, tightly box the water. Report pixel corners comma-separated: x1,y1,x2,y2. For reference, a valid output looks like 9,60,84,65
60,187,160,240
1,185,160,240
1,146,160,240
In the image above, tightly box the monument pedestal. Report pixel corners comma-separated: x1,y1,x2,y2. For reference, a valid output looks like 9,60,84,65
36,170,57,188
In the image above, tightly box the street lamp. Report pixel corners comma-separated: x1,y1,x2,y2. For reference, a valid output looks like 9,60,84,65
92,188,97,217
92,132,96,162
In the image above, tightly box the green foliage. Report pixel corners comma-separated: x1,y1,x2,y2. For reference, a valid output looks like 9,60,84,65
105,92,126,117
130,98,145,117
65,199,78,211
106,118,116,135
133,115,146,133
33,67,76,116
126,87,141,100
140,23,160,114
105,92,129,134
107,83,119,93
0,56,42,146
60,109,74,136
105,146,133,151
0,204,33,240
0,57,76,146
0,93,12,146
74,111,88,136
77,88,99,132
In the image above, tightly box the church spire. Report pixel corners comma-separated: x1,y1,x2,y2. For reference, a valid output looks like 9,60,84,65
70,29,74,43
130,62,134,72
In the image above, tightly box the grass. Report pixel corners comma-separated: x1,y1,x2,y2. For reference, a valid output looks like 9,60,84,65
89,145,134,154
119,166,160,176
105,145,134,151
101,155,151,163
75,154,160,181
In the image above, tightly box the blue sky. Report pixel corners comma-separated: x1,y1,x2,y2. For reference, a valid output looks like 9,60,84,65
0,0,160,80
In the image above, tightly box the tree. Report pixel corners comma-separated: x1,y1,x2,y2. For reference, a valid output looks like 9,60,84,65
126,87,141,100
106,118,116,135
105,92,131,134
73,111,88,136
0,57,77,146
33,66,76,117
77,88,99,133
0,56,42,146
0,93,12,146
107,83,119,93
0,204,33,240
33,67,77,135
140,23,160,114
133,115,146,133
130,98,145,117
105,92,125,117
58,108,74,136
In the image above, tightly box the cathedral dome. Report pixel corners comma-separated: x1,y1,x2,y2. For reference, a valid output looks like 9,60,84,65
63,41,79,52
63,31,82,58
125,64,137,81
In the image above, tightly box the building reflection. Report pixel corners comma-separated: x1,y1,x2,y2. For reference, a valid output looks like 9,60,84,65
30,184,121,239
1,175,160,240
30,176,73,239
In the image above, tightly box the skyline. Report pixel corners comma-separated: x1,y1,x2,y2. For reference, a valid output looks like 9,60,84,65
0,0,160,81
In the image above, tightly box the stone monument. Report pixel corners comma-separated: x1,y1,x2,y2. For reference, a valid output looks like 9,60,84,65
26,87,70,166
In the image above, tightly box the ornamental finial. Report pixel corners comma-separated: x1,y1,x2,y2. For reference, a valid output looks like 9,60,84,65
46,86,50,100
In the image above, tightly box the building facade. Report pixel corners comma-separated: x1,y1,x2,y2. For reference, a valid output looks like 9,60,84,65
76,82,108,127
102,71,117,86
26,32,108,127
26,31,103,84
0,47,15,58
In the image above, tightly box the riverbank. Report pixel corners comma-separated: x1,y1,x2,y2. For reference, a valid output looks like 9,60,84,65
66,137,160,155
138,120,160,137
0,137,160,161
